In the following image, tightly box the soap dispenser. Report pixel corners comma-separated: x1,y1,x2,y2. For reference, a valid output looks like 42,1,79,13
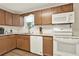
39,27,42,34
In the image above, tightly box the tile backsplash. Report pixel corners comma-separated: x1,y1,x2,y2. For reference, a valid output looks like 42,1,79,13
0,24,72,35
0,25,24,34
30,24,72,35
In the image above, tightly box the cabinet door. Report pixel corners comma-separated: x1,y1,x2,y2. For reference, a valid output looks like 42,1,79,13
0,38,6,55
61,3,73,13
52,3,73,14
21,36,30,51
52,6,62,14
17,36,30,51
0,10,5,25
5,12,13,25
9,36,16,49
5,36,16,51
0,37,10,55
0,36,16,55
13,14,24,26
11,38,16,49
17,37,23,49
42,8,52,25
43,36,53,56
34,11,42,25
30,36,43,55
5,38,12,51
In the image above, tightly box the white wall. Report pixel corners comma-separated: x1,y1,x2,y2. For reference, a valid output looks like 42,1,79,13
72,3,79,36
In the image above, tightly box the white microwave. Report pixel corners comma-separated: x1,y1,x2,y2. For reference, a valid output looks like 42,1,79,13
52,12,74,24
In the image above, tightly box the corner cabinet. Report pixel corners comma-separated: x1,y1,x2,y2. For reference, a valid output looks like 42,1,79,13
30,36,43,55
0,35,16,55
13,14,24,26
17,35,30,51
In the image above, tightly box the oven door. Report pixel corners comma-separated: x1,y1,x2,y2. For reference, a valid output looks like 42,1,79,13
53,37,79,56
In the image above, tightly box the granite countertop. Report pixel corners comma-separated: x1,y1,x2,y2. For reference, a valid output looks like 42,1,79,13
0,33,79,39
17,33,53,37
0,33,53,37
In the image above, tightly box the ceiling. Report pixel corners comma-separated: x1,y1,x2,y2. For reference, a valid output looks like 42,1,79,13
0,3,67,14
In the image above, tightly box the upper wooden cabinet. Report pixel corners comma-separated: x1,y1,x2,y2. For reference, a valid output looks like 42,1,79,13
61,3,73,13
13,14,24,26
34,8,52,25
52,3,73,14
0,10,5,25
42,8,52,25
5,12,13,25
34,10,42,25
34,4,73,25
52,6,62,14
0,9,24,26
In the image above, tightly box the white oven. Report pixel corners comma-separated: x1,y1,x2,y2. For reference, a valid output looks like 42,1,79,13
53,35,79,56
52,12,74,24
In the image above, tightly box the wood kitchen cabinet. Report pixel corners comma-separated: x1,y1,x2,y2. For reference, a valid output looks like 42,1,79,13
0,9,24,26
52,3,73,14
52,6,62,14
61,3,73,13
42,8,52,25
43,36,53,56
5,12,13,25
0,35,16,55
13,14,24,26
0,36,12,55
17,35,30,51
34,10,42,25
6,35,16,50
0,9,5,25
34,8,52,25
0,37,6,55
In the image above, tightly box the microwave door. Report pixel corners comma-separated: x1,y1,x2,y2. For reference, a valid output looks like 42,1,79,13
52,12,74,24
52,15,67,24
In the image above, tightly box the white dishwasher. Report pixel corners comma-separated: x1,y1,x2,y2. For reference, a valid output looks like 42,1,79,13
30,36,43,55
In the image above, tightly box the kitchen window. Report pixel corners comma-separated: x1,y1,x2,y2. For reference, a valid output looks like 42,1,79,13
24,14,34,33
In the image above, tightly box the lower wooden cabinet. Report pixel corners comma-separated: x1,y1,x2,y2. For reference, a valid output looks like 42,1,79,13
7,36,16,50
0,35,16,55
0,37,7,55
0,35,53,56
17,35,30,51
43,36,53,56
